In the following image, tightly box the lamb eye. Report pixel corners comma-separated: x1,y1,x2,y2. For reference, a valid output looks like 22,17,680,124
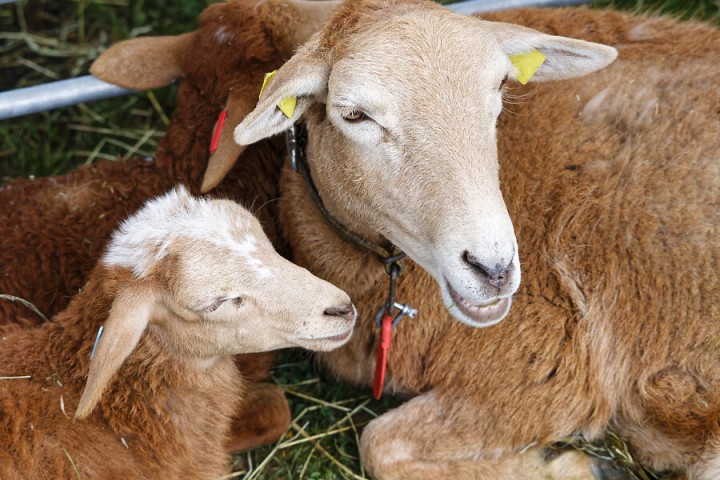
343,109,366,122
499,74,508,90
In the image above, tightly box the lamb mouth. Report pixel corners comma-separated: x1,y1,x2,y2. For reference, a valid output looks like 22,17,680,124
297,328,353,346
323,329,353,342
447,283,511,327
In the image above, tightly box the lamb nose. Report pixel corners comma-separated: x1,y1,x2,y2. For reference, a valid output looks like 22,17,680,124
463,251,510,289
324,303,356,321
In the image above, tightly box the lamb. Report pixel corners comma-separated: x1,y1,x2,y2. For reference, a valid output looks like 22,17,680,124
0,0,339,451
0,0,338,325
0,186,356,480
221,0,719,477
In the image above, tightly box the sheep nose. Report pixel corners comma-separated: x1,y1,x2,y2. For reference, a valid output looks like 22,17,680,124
463,251,511,289
324,303,356,322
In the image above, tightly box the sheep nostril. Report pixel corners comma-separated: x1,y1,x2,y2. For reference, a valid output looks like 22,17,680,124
487,270,509,289
324,303,355,321
462,251,511,289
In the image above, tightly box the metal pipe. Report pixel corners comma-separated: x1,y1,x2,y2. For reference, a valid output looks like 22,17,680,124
0,0,591,121
0,76,136,120
448,0,590,14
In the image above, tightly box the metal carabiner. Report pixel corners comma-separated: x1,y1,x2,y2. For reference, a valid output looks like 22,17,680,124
390,302,417,327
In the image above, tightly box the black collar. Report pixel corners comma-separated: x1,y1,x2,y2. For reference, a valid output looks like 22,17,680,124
284,123,406,275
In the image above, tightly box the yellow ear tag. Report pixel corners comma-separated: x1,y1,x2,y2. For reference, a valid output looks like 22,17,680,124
509,49,546,85
259,70,277,98
277,96,297,119
259,70,297,119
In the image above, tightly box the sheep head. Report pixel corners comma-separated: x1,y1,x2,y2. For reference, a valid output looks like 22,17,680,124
75,186,355,419
233,0,617,328
89,0,342,193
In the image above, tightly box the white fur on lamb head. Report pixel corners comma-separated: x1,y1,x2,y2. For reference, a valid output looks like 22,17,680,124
102,185,270,279
233,3,617,328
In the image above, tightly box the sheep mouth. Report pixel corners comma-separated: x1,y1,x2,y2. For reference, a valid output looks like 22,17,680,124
446,282,511,327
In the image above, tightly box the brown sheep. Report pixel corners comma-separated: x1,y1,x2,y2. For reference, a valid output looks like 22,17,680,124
225,0,719,477
0,0,338,452
0,186,356,480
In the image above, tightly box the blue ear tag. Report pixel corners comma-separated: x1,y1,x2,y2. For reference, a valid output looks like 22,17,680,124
90,325,104,360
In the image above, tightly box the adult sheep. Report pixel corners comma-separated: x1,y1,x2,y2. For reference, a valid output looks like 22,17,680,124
222,0,719,477
0,186,356,479
0,0,339,452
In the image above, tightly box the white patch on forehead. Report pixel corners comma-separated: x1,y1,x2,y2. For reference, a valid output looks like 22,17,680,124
233,236,272,279
214,26,233,44
103,186,272,279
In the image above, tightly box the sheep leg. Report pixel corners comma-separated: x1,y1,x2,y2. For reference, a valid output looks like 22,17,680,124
360,391,599,480
226,382,290,453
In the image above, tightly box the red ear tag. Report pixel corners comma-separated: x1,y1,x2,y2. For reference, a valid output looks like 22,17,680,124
373,312,394,400
209,110,228,154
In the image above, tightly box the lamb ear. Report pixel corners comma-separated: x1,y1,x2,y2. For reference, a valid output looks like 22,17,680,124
200,89,255,192
75,288,155,420
481,21,618,82
91,33,194,90
233,43,329,146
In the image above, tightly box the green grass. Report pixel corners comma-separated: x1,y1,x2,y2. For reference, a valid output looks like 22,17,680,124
0,0,200,181
1,0,717,478
234,351,403,479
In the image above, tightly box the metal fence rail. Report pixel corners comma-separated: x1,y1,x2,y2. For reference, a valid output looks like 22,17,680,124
0,0,590,120
450,0,588,14
0,77,135,120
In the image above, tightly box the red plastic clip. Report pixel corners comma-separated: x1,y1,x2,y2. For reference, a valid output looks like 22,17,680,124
373,311,394,400
209,110,228,153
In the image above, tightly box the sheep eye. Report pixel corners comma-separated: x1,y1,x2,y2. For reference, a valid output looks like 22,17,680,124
232,297,244,307
342,109,366,123
203,298,226,313
499,74,508,90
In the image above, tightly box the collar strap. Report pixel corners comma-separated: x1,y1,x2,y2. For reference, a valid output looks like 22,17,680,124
285,123,417,400
285,123,406,274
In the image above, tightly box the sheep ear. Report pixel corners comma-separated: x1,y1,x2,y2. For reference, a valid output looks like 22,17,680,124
200,89,256,193
233,43,329,146
481,21,617,82
281,0,343,46
75,288,155,420
91,33,194,90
